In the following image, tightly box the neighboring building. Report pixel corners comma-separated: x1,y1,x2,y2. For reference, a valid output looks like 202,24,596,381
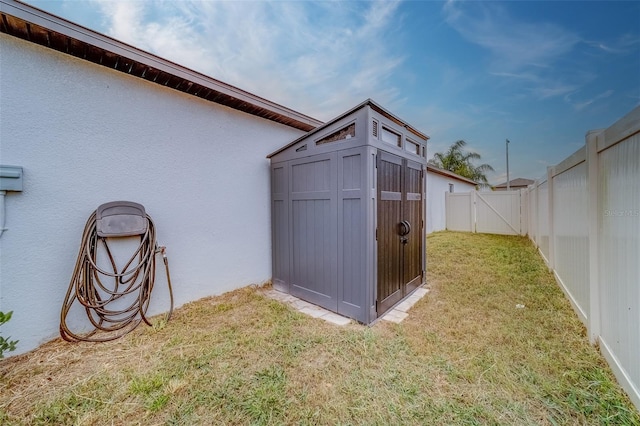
493,178,534,191
426,165,477,234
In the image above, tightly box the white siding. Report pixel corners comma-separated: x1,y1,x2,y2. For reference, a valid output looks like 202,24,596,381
0,35,304,354
426,171,475,233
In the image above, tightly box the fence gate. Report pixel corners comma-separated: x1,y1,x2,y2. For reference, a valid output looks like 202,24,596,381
445,191,523,236
376,151,424,315
475,191,521,235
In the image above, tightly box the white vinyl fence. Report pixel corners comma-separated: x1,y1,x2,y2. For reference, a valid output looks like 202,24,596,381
525,107,640,410
444,106,639,410
445,190,526,235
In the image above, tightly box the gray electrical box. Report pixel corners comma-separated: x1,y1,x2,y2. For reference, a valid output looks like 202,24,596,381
0,165,23,191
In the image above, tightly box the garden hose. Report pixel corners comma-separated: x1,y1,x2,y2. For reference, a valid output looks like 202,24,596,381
60,209,174,342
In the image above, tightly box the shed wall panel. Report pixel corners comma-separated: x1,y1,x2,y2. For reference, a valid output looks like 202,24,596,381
337,148,368,321
272,165,290,291
291,200,336,305
341,199,363,304
273,200,288,283
289,155,338,309
273,166,286,193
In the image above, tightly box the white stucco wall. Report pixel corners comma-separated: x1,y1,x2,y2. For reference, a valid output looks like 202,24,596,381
426,170,476,234
0,34,305,355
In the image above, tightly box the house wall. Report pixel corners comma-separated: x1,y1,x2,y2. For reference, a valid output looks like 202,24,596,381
426,171,475,234
0,34,304,355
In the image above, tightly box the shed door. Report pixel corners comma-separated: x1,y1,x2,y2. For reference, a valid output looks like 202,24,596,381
403,160,424,294
376,152,423,315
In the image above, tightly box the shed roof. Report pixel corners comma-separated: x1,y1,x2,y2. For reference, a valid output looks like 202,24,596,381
426,165,477,186
0,0,322,132
267,99,429,158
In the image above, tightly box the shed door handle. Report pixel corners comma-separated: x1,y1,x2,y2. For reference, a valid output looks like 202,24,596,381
399,220,411,236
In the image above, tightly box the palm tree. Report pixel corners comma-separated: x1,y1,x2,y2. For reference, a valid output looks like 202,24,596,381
428,140,494,187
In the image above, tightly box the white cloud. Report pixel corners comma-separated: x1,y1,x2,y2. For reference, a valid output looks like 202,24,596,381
89,0,406,121
533,84,579,100
443,1,583,100
443,1,579,72
585,33,640,55
565,89,614,111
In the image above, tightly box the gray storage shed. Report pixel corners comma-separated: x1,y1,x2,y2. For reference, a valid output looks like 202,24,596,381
268,99,429,324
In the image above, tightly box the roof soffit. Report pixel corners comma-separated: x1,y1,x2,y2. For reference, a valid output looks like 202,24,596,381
0,0,322,132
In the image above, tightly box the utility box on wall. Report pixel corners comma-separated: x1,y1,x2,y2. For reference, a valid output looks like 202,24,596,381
268,99,429,324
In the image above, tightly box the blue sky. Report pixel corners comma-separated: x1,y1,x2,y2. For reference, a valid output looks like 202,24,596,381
25,0,640,184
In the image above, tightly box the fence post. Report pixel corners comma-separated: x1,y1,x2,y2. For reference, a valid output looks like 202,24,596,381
535,184,540,247
547,166,555,271
470,190,476,233
586,130,603,344
520,189,527,236
445,191,449,230
531,184,538,246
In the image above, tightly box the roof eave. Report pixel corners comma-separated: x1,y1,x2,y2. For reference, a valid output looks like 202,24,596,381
0,0,323,132
426,165,478,185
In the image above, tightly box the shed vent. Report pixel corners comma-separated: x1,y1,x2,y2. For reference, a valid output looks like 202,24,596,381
372,120,379,138
316,123,355,145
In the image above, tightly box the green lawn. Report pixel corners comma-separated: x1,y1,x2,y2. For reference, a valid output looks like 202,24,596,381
1,231,638,425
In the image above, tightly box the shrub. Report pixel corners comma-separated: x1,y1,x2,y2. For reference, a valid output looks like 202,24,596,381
0,311,18,358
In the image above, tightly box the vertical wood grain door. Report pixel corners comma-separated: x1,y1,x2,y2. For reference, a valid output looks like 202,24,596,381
403,159,424,294
376,152,423,316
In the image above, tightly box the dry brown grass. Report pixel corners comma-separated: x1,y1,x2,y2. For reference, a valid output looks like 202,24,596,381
1,232,638,425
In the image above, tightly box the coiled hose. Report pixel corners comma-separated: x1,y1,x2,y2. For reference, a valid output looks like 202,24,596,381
60,210,174,342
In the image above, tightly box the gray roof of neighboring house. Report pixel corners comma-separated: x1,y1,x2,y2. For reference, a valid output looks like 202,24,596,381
426,165,477,186
494,178,535,188
0,0,322,132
